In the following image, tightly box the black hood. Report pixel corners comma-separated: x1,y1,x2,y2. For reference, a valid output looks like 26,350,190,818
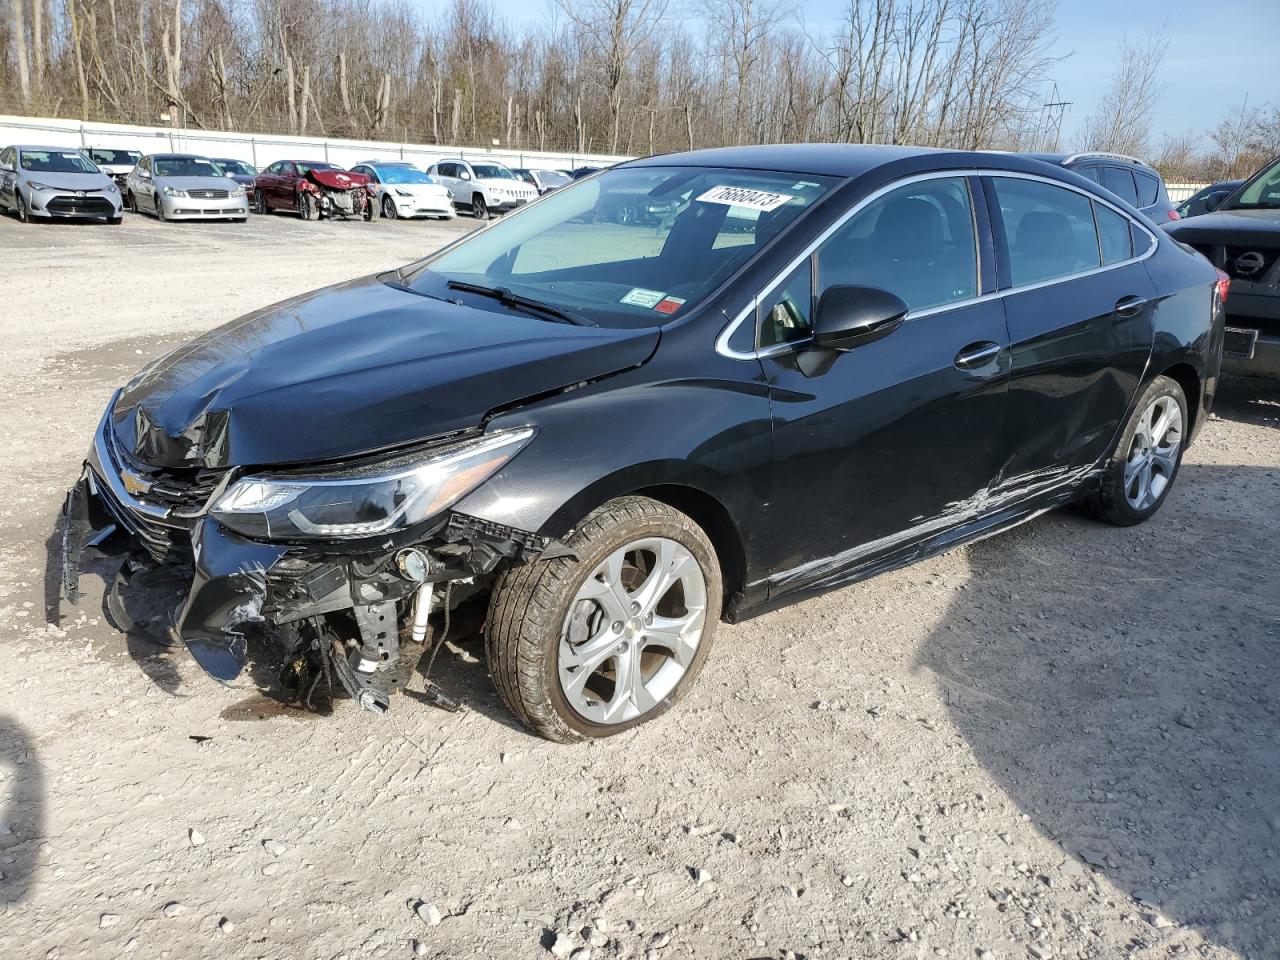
1166,207,1280,244
112,275,659,469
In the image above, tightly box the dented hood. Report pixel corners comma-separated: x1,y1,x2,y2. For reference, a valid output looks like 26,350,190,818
112,275,660,469
307,168,369,190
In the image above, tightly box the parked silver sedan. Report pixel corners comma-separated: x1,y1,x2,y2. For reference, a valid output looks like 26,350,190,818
125,153,248,222
0,144,123,223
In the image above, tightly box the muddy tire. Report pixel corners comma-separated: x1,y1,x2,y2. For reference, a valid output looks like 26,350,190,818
472,193,490,220
1080,374,1188,527
486,496,721,743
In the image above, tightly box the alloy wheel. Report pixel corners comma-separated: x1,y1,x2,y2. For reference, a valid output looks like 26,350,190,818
558,537,707,725
1124,394,1183,511
382,195,397,220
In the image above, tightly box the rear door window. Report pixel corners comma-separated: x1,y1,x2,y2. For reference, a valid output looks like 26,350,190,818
816,176,979,312
1100,167,1139,206
993,177,1101,285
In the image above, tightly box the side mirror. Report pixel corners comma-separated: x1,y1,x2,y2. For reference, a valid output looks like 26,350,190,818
459,169,471,181
797,285,907,376
1204,192,1226,212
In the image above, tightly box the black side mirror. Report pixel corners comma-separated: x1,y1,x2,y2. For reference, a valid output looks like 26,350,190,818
796,285,908,377
1204,192,1226,212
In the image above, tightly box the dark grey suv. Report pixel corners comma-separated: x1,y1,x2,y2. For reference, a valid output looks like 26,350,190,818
1023,152,1179,223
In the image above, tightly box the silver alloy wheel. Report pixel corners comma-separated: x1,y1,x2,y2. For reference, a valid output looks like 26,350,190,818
1124,394,1183,510
558,537,707,725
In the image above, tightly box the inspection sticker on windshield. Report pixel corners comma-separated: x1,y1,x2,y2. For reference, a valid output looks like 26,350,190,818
620,287,666,308
695,185,793,212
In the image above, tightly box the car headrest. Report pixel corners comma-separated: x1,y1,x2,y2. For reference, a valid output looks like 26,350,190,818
872,196,944,254
1016,211,1073,259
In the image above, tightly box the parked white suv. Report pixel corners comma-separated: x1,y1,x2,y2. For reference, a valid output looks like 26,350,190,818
425,159,537,219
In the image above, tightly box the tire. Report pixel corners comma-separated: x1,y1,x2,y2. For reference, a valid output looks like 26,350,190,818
486,496,722,743
1080,374,1188,526
125,190,136,212
16,193,29,223
253,190,269,215
299,193,317,221
108,216,122,225
382,195,397,220
233,217,247,224
155,197,166,222
472,193,490,220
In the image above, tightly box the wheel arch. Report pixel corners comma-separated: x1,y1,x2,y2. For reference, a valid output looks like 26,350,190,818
1158,360,1202,435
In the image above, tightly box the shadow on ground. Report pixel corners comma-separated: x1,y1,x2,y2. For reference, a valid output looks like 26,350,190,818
0,715,42,906
1213,374,1280,430
918,464,1280,956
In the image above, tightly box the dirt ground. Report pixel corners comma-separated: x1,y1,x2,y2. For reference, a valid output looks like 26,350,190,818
0,210,1277,960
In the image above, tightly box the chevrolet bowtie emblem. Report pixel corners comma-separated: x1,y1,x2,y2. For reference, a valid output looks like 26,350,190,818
120,468,154,497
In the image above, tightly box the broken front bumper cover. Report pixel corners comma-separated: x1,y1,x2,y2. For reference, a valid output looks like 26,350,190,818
61,408,558,714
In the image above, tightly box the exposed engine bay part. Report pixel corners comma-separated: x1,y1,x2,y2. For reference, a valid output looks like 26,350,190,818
301,168,375,220
61,459,566,716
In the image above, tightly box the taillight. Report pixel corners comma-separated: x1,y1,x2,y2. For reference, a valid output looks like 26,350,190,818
1215,268,1230,303
1167,209,1181,221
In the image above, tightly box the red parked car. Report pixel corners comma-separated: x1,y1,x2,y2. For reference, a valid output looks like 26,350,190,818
251,160,375,220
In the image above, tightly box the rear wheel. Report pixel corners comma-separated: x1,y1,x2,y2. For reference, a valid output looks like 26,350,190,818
472,193,490,220
1081,375,1188,526
486,496,721,743
382,195,398,220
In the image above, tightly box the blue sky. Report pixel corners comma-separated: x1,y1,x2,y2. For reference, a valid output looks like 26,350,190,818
445,0,1275,148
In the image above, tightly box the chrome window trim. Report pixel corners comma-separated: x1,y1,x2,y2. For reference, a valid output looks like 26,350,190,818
715,167,1161,362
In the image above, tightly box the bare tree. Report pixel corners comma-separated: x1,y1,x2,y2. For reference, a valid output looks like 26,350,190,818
10,0,30,103
1075,31,1167,155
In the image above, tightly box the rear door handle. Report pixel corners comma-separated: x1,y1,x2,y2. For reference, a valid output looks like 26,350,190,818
954,341,1002,369
1115,295,1149,318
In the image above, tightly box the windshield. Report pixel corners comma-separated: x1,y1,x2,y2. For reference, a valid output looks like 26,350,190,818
155,156,221,178
404,165,837,328
1226,156,1280,210
213,159,255,176
296,162,337,175
471,164,516,180
537,170,571,187
377,166,434,185
89,149,140,165
21,150,98,174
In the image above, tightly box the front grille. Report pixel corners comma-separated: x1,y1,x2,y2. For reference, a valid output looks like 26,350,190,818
95,474,188,564
46,195,114,216
188,188,229,199
112,441,224,516
1224,245,1279,283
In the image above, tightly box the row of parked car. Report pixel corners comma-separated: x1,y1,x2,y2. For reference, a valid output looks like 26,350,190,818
0,143,597,225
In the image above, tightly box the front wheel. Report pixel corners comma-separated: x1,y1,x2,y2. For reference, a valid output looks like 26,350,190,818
299,193,317,221
253,190,269,215
381,195,397,220
486,496,721,743
1081,374,1188,526
155,197,166,222
16,192,30,223
472,193,490,220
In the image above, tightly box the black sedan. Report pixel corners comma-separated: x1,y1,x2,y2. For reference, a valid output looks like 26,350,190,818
62,145,1223,741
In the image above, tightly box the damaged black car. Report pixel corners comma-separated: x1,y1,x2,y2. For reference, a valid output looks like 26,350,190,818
63,145,1223,742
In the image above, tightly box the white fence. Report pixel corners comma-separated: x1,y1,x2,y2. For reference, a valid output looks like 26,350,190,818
1165,182,1208,203
0,114,632,173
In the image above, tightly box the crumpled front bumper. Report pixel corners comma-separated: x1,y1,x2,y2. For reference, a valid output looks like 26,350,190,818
61,406,556,714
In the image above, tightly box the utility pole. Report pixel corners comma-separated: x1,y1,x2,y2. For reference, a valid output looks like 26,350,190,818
1040,83,1071,152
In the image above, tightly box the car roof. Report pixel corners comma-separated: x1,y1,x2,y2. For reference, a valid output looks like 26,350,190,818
14,144,84,153
627,144,1075,180
149,153,214,160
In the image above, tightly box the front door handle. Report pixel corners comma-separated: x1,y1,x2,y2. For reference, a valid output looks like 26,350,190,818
1115,295,1149,318
954,341,1002,369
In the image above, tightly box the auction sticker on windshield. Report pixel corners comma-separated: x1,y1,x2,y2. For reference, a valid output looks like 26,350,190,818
695,185,794,212
620,288,667,308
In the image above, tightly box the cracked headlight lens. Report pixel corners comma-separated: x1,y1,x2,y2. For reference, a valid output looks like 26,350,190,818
210,428,535,540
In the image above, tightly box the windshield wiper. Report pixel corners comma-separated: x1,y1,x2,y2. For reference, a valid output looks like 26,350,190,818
446,280,590,326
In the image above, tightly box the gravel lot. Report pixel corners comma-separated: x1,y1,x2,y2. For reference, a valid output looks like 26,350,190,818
0,210,1278,960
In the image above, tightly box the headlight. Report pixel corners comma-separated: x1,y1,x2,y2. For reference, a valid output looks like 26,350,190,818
24,180,52,191
210,428,535,540
105,181,119,194
162,185,187,198
230,185,246,198
395,188,414,197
